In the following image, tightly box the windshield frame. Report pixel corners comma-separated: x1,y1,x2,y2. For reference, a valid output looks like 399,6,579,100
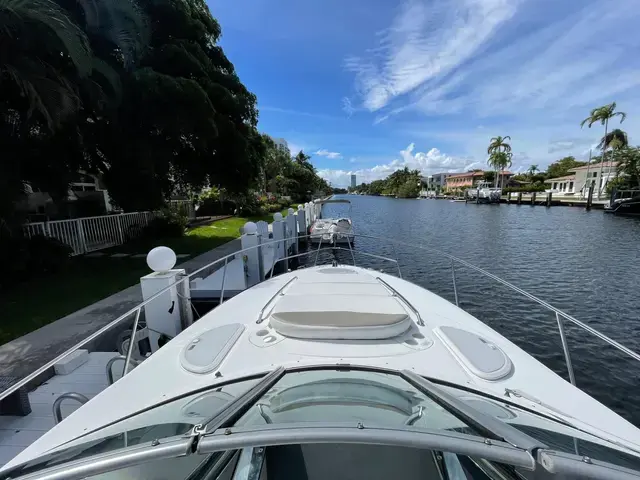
3,364,639,480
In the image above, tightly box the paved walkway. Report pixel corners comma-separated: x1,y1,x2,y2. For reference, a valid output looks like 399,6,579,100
0,239,241,383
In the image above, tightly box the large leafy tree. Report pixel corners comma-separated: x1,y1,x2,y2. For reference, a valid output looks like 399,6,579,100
581,102,626,196
545,156,586,179
0,0,147,226
610,147,640,190
1,0,264,224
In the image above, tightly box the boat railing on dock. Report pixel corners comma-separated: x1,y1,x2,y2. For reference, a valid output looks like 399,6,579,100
2,230,640,440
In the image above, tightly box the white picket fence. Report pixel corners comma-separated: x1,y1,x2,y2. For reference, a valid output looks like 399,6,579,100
23,212,156,256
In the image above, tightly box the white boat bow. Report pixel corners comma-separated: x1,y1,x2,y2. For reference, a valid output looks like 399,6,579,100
2,232,640,480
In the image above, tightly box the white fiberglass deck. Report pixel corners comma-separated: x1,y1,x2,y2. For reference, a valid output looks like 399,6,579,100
0,352,118,467
8,264,640,472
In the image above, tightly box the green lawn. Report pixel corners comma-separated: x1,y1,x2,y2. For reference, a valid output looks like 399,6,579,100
0,209,295,344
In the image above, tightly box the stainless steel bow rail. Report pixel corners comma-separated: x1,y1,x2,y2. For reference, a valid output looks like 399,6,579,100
2,233,639,409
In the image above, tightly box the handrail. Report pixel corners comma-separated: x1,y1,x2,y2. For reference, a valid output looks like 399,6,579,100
256,277,297,324
196,423,535,470
53,393,89,425
3,231,640,408
376,277,424,327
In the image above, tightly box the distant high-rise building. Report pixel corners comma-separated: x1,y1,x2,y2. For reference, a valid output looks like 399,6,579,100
350,174,357,188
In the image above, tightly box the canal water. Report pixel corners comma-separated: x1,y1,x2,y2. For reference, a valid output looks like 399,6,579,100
316,195,640,426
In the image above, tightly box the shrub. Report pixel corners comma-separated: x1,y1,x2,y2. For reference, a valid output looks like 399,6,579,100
265,203,282,213
0,235,73,287
25,235,73,273
197,198,236,216
142,210,188,239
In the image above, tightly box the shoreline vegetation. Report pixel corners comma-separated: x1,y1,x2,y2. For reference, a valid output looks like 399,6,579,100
350,102,638,198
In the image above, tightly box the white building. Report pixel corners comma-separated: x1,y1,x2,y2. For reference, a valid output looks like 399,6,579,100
350,174,356,189
546,161,618,199
421,173,451,195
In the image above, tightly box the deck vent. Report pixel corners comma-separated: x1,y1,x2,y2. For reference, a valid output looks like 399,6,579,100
180,324,244,374
436,327,513,381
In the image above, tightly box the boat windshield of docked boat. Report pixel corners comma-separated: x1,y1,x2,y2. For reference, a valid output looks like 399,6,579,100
2,221,640,480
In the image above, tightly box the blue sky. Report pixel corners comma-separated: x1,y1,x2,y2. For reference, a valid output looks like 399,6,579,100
210,0,640,187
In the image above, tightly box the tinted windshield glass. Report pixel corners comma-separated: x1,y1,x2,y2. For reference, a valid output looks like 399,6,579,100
439,384,640,472
0,378,258,480
235,370,475,432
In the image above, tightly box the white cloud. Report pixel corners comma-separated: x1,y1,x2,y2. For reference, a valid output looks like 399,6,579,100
349,0,640,123
345,0,517,112
318,143,477,186
341,97,355,117
315,149,343,159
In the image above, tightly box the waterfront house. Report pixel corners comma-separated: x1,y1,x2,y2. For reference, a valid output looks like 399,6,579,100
421,173,452,195
444,171,513,191
546,161,618,199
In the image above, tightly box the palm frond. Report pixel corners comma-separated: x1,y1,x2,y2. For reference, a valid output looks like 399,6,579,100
2,58,80,130
0,0,92,75
90,57,122,102
76,0,150,68
615,111,627,123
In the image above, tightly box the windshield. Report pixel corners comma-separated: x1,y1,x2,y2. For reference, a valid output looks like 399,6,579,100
4,368,640,480
0,377,259,480
440,384,640,473
235,370,475,432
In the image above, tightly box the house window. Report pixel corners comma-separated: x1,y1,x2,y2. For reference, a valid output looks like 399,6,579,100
569,182,574,191
553,182,558,189
592,172,597,178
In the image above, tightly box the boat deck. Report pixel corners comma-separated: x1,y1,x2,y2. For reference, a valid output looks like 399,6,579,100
0,352,118,467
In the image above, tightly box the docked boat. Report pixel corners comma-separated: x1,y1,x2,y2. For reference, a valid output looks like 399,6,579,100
466,181,502,204
2,232,640,480
605,190,640,217
309,199,354,244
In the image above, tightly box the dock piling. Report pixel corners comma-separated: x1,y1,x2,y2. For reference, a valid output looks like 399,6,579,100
296,205,307,244
546,192,552,208
531,192,536,206
586,185,594,210
517,192,522,205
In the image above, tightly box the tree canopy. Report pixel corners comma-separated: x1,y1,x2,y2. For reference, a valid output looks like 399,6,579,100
545,156,587,179
1,0,268,224
349,168,421,198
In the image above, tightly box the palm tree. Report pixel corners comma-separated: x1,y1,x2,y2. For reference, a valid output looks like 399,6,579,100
527,165,539,178
487,136,511,188
490,151,513,189
1,0,147,131
581,102,626,197
598,128,628,151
